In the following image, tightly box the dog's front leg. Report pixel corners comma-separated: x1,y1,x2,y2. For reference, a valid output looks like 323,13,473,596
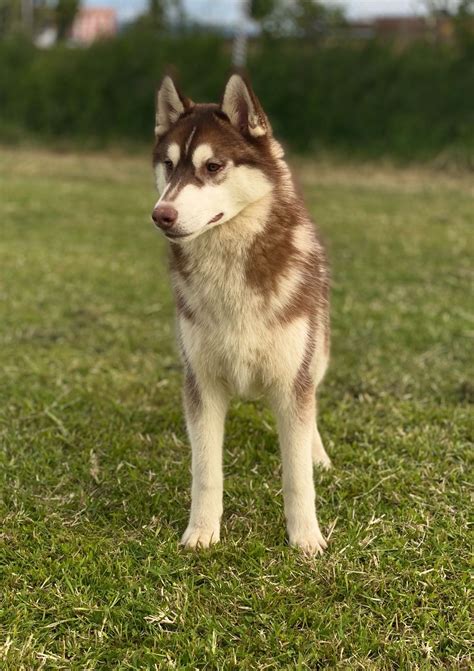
180,373,228,550
274,390,327,555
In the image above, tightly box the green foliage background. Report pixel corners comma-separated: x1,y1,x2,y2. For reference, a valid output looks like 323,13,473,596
0,29,473,160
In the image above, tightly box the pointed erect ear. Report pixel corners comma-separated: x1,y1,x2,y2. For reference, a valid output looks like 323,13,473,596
221,74,270,138
155,76,193,138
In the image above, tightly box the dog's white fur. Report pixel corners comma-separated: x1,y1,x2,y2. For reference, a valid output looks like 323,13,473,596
152,75,331,555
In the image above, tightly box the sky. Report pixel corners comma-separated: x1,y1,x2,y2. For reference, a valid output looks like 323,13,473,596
86,0,425,24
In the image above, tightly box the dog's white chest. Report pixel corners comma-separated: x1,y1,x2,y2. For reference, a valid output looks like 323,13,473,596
178,275,309,399
181,275,269,396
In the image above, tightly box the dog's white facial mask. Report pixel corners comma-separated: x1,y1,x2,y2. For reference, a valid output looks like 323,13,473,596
154,143,273,241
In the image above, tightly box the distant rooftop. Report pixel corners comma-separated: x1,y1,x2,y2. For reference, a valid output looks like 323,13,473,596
71,7,118,45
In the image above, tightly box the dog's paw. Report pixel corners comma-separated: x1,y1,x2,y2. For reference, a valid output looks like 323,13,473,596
312,452,332,470
288,524,327,556
180,522,220,550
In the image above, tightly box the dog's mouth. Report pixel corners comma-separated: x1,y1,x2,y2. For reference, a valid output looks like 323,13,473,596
164,213,224,241
164,231,191,240
207,212,223,226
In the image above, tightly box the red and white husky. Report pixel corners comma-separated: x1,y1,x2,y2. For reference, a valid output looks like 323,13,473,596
151,74,331,555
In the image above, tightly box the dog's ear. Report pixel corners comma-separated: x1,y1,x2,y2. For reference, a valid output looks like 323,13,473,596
155,76,193,138
221,74,270,138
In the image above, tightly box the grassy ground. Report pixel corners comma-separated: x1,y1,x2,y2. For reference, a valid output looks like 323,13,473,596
0,147,472,669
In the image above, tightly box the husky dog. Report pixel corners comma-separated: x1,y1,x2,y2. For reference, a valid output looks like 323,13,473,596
151,74,331,555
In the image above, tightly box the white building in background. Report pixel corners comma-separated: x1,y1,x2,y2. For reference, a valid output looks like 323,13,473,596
35,26,58,49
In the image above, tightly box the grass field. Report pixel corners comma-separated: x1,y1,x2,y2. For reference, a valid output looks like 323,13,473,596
0,148,472,669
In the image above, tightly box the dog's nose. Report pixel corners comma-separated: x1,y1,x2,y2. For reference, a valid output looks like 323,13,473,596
152,204,178,230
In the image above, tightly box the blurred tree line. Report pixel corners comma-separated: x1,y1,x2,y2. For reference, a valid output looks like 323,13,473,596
0,0,473,162
0,1,80,41
251,0,346,40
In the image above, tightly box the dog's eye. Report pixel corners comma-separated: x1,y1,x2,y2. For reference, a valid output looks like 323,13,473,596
206,161,222,174
164,159,173,172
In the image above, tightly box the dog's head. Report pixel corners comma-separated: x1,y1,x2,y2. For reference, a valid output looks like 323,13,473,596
151,74,282,242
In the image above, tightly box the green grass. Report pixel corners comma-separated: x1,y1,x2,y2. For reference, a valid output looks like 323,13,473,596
0,148,472,669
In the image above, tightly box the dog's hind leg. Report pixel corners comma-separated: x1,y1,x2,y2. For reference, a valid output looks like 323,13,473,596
312,417,332,470
180,373,229,550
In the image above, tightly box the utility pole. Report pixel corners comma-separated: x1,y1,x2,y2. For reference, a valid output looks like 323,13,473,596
21,0,34,36
232,0,250,68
